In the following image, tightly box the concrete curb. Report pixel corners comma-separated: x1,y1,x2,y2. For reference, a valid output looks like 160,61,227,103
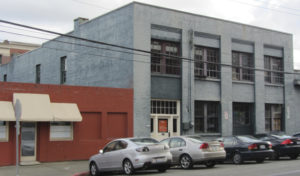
72,171,89,176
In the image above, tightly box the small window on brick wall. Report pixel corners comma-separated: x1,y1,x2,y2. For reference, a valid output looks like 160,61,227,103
151,40,181,75
50,122,73,141
0,121,9,141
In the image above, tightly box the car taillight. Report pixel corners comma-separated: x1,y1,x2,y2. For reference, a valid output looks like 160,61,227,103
248,144,258,150
136,147,150,152
269,143,272,149
200,143,209,149
220,142,224,148
281,139,293,145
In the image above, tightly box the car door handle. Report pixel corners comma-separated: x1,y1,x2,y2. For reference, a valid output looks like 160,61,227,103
178,149,183,151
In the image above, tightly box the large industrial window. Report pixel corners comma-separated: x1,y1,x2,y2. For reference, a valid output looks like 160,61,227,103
194,101,219,133
50,122,73,141
194,46,220,79
264,56,283,84
232,51,254,81
265,104,283,132
151,100,177,114
60,56,67,84
151,40,181,75
0,121,8,141
36,64,41,84
233,103,253,126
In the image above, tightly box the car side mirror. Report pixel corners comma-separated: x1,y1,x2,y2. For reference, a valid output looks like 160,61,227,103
99,149,103,154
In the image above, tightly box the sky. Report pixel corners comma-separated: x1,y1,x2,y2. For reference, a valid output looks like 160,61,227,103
0,0,300,68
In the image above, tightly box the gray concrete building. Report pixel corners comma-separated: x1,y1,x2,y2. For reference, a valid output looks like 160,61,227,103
0,2,298,139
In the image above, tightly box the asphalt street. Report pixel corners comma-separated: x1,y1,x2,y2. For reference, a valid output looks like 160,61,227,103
1,158,300,176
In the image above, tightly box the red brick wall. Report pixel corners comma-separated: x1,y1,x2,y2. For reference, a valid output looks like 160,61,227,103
0,82,133,166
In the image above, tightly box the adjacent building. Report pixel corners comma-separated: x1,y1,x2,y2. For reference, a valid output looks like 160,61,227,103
0,2,298,144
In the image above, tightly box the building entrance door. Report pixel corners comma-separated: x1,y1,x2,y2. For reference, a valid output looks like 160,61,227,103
20,122,37,164
150,100,180,141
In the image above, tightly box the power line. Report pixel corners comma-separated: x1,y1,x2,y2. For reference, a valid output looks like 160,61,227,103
0,20,298,75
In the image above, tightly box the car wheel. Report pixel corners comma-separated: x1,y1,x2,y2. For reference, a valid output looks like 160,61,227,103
233,153,243,164
90,162,100,176
157,166,168,173
123,159,134,175
256,159,264,163
205,161,216,168
289,154,299,160
270,152,279,160
180,154,193,169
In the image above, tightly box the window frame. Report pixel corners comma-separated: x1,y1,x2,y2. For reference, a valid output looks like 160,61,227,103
194,46,220,79
233,103,253,126
60,56,67,84
194,101,220,133
49,122,73,141
265,104,283,132
151,39,181,76
232,51,254,82
264,55,283,84
0,121,9,142
3,74,7,82
36,64,41,84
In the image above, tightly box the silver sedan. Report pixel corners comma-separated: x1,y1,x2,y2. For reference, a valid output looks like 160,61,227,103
161,136,226,169
89,137,172,175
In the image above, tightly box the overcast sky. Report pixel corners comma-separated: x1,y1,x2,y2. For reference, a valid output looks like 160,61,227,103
0,0,300,68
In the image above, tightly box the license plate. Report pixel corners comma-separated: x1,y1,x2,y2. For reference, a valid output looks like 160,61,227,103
260,145,266,149
152,157,166,163
210,146,219,151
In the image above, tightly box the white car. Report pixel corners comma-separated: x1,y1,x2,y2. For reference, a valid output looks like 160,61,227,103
89,137,172,175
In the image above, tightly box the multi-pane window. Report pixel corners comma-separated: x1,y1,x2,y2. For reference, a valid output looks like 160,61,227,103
151,100,177,114
60,56,67,84
195,101,219,133
233,103,253,126
232,52,254,81
194,46,220,79
36,64,41,84
264,56,283,84
265,104,283,132
151,40,181,75
0,121,8,141
3,74,7,82
50,122,73,140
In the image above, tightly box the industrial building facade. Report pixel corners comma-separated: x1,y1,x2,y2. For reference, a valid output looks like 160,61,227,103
0,2,298,142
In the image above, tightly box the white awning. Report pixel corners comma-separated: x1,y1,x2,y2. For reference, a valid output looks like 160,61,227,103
0,101,15,121
13,93,53,121
51,103,82,122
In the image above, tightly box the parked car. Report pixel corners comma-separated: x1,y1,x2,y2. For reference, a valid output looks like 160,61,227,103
160,136,226,169
219,136,273,164
293,132,300,141
255,133,300,160
89,137,172,176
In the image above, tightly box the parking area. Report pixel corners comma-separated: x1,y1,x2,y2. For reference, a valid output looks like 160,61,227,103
1,158,300,176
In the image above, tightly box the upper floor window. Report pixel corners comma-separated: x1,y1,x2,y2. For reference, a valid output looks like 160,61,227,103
36,64,41,84
151,40,181,75
60,56,67,84
194,46,220,79
232,52,254,82
264,56,283,84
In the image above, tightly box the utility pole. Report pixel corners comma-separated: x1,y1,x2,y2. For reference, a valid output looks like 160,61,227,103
15,99,21,176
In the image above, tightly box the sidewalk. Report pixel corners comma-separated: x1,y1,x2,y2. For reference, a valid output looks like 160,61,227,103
0,160,89,176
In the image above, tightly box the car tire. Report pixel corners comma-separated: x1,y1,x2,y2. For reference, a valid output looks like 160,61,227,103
180,154,193,169
289,154,299,160
256,159,264,163
90,162,100,176
205,161,216,168
157,166,168,173
232,153,243,164
123,159,134,175
270,152,279,160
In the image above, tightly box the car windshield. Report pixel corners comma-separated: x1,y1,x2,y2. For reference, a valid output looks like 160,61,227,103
237,136,261,143
272,134,291,139
130,138,158,145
